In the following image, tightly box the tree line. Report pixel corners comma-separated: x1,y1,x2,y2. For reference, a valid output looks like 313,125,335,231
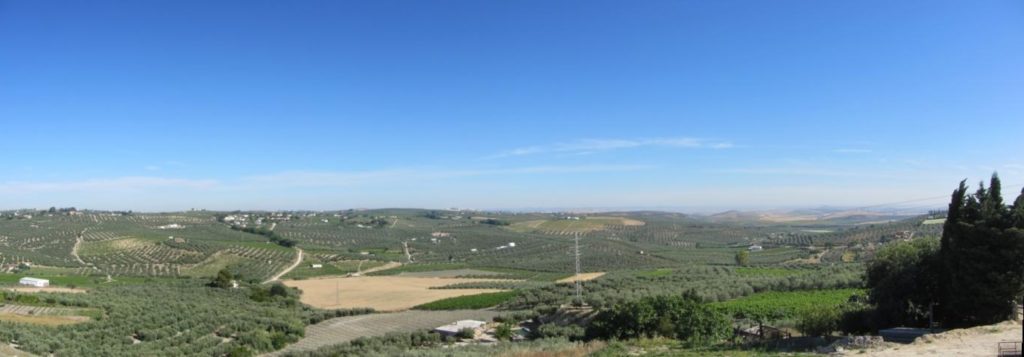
867,173,1024,328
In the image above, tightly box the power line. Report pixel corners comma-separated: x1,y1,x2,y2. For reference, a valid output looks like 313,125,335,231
851,183,1023,211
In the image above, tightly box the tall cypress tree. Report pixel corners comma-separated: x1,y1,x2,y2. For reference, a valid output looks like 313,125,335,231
938,173,1023,326
939,181,968,325
983,173,1007,228
1012,187,1024,229
940,181,967,255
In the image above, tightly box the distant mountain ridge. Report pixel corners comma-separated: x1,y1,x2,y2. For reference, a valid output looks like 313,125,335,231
699,207,919,224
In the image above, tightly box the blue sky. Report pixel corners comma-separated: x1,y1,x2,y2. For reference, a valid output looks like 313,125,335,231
1,1,1022,211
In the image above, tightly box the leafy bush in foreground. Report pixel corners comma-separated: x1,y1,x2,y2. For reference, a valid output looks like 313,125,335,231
587,294,730,346
795,305,839,337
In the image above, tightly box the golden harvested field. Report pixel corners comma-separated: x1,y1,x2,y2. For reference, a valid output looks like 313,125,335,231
556,272,606,283
282,276,507,311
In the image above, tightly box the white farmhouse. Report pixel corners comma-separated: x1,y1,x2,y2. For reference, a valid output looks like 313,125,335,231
748,245,763,251
19,277,49,287
310,264,323,269
433,320,486,337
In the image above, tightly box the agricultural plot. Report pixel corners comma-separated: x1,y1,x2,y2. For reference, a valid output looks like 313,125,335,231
182,245,297,281
282,252,387,280
0,304,98,326
413,291,519,310
644,246,808,266
711,288,865,318
3,287,87,294
0,217,87,267
504,264,864,310
269,309,502,355
282,275,509,311
509,216,645,234
0,280,339,356
396,269,502,278
555,272,606,283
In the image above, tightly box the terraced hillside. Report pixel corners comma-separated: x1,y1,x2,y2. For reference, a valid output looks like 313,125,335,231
0,212,296,281
1,209,934,282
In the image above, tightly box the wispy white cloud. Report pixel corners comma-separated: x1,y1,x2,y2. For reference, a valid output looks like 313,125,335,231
0,176,219,194
489,137,732,159
144,165,162,171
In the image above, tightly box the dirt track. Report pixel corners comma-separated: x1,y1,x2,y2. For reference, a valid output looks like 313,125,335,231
263,248,303,284
839,320,1022,356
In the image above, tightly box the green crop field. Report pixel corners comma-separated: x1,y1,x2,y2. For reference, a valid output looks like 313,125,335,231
711,288,865,318
414,291,519,310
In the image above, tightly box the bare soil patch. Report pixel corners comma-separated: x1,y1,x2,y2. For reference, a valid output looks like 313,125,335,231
556,272,606,283
839,320,1022,356
282,276,507,311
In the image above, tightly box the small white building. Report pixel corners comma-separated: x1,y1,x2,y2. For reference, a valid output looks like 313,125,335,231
748,245,764,251
433,320,486,337
508,242,516,248
310,264,323,269
19,277,49,287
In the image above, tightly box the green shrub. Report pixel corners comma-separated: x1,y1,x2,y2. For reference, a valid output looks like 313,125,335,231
494,323,513,341
796,305,840,337
587,294,730,345
455,328,475,339
532,324,585,340
839,304,876,335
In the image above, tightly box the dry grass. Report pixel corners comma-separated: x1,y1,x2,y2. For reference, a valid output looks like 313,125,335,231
282,276,508,311
0,313,89,326
617,218,646,226
498,341,607,357
555,272,606,283
0,343,37,357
